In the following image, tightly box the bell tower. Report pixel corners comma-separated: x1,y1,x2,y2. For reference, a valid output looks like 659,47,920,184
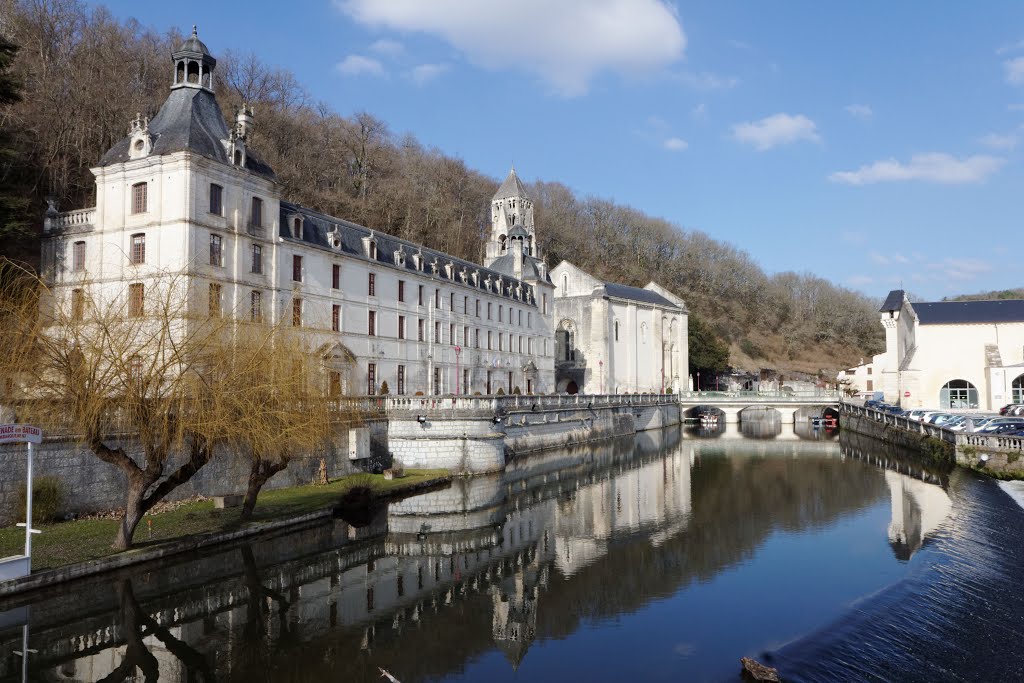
171,26,217,92
485,167,538,267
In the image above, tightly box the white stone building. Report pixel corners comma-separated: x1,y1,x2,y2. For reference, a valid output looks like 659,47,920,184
549,261,688,394
40,31,555,397
866,289,1024,410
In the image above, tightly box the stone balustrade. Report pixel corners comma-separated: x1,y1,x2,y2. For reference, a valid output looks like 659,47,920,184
53,207,96,230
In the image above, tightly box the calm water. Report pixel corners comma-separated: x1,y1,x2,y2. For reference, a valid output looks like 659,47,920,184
2,424,1023,682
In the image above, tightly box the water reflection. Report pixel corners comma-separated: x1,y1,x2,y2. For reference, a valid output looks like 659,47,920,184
0,428,958,682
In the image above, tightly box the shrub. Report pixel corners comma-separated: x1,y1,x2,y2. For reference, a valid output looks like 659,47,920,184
496,387,505,395
14,476,65,524
379,381,390,395
513,386,522,395
414,391,424,396
666,387,673,394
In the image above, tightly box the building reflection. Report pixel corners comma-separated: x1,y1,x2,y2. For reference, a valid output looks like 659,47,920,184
0,429,914,682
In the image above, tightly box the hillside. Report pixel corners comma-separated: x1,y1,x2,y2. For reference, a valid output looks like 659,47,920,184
0,0,883,379
945,289,1024,302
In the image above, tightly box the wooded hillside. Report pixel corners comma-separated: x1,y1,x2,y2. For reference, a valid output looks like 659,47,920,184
0,0,884,379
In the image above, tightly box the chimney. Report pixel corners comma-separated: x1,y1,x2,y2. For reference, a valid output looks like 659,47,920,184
235,103,254,139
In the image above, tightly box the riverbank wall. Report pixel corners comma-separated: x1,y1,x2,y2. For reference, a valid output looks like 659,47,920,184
380,394,680,474
839,403,1024,477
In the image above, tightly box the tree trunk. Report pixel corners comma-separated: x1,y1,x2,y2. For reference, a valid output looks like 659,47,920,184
114,471,150,551
240,458,288,521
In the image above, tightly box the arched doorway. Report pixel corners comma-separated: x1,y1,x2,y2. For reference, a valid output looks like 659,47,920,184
1013,373,1024,404
565,381,579,395
940,379,978,409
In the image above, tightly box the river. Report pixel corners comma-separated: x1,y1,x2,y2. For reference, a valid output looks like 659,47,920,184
1,423,1021,682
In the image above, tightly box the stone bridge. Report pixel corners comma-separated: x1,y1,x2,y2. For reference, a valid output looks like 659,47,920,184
675,390,842,425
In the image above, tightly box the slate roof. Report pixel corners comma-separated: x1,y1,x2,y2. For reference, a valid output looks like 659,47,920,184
493,168,528,200
488,253,549,282
603,282,681,310
98,87,276,180
280,201,545,304
879,289,906,312
913,300,1024,325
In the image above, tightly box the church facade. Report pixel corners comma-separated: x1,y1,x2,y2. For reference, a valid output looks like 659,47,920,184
41,31,555,397
550,261,688,395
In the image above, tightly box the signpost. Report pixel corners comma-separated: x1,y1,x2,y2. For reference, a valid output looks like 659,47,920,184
0,425,42,581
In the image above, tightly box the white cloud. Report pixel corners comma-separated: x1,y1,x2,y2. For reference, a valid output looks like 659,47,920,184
845,104,873,120
336,0,686,96
336,54,385,77
731,113,821,151
410,63,449,85
996,39,1024,55
673,71,738,90
1005,56,1024,85
663,137,688,151
829,153,1005,185
979,132,1018,150
926,258,992,281
369,39,404,57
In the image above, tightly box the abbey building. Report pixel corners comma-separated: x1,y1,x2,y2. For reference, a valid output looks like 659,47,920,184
40,31,687,397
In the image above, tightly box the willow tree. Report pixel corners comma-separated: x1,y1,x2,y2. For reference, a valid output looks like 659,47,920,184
218,321,336,520
0,261,240,549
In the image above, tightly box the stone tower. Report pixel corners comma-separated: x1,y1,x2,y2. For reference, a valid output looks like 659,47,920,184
485,167,540,267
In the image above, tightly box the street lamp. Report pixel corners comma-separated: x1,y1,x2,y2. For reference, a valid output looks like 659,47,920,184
455,345,462,395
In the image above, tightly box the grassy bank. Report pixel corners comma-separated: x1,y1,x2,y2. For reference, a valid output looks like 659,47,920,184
0,469,448,571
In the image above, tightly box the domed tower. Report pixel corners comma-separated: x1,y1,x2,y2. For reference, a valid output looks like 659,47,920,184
171,26,217,91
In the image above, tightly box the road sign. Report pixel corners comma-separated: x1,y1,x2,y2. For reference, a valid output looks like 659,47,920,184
904,391,911,398
0,425,42,445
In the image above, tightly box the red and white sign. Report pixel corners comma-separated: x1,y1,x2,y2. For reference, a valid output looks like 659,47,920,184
0,424,42,445
904,391,911,398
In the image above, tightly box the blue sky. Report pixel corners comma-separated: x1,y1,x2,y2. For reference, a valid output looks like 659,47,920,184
94,1,1024,301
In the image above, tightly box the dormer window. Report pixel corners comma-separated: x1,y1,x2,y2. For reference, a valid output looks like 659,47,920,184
412,252,423,271
394,249,406,266
293,217,303,240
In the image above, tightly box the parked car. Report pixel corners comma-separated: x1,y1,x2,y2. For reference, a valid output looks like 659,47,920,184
865,399,886,409
926,413,956,425
977,419,1024,434
1009,405,1024,417
999,404,1024,416
881,405,905,415
904,409,931,421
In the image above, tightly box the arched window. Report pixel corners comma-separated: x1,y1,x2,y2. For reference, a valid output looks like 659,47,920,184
187,60,200,84
1012,373,1024,404
562,274,568,295
940,379,978,409
499,234,507,253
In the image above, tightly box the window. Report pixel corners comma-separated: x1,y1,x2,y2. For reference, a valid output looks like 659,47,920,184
487,302,492,320
464,326,470,347
475,329,480,348
487,331,492,350
418,318,425,341
332,305,341,332
499,305,503,322
251,244,263,274
464,296,469,314
614,320,619,342
368,310,377,336
209,234,222,266
368,363,377,395
542,293,548,315
867,367,873,375
397,365,406,395
369,240,378,259
518,310,523,326
332,264,341,290
72,241,86,272
528,338,533,354
499,333,504,351
328,371,342,397
208,283,221,317
463,368,469,396
292,255,302,282
209,184,223,216
292,297,302,326
250,197,263,229
449,323,455,345
398,315,406,339
128,283,144,317
250,290,262,322
398,280,405,302
435,288,441,309
940,379,978,409
434,321,440,343
418,285,424,306
1012,373,1024,404
433,367,441,395
71,289,84,321
130,234,145,265
368,273,376,296
518,336,523,353
450,293,455,311
293,217,303,240
131,182,147,214
528,312,532,328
